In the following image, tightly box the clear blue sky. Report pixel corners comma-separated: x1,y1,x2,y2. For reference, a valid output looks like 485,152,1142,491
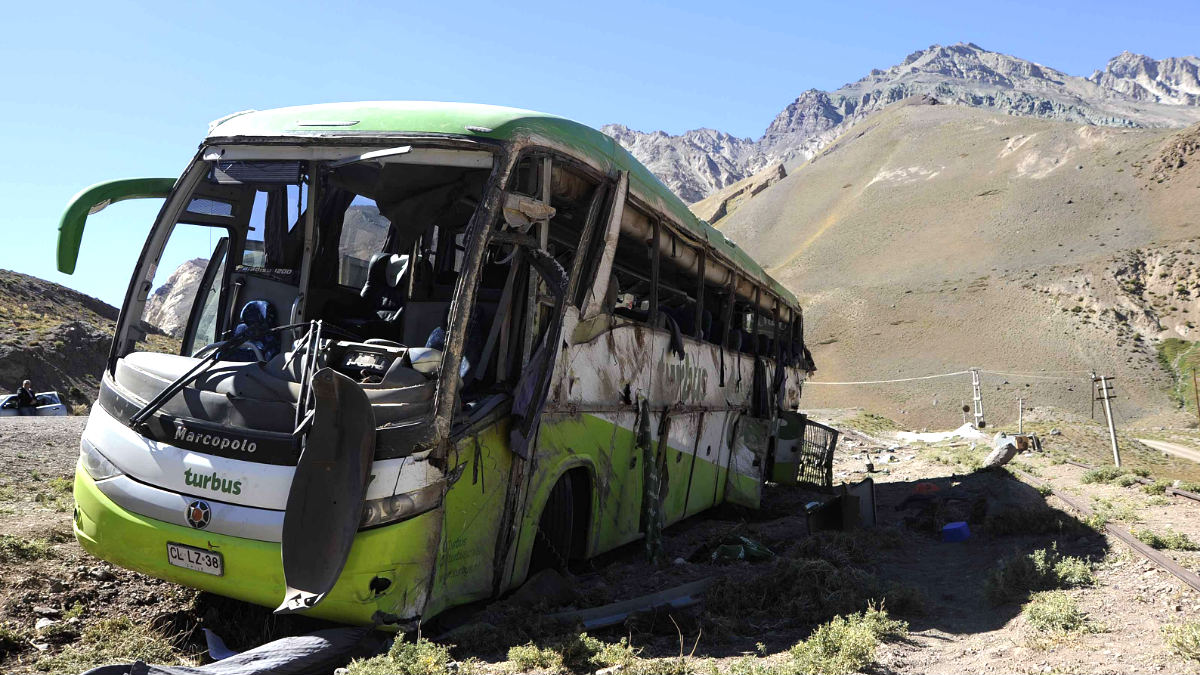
2,0,1197,308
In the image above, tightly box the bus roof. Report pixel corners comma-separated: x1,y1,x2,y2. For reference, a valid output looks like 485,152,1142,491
208,101,798,307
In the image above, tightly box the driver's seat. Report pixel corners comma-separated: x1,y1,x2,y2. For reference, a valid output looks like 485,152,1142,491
360,254,409,322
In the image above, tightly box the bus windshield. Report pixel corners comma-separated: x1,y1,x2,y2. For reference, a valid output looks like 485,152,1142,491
122,149,494,364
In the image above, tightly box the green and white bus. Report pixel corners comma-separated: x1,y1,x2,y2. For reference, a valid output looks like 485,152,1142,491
61,102,815,628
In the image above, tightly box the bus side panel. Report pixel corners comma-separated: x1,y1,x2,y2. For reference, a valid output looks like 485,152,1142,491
502,423,601,591
682,411,730,517
535,413,644,554
659,411,701,527
427,418,513,616
587,411,644,552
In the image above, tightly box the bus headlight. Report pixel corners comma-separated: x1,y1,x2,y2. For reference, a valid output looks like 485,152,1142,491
359,484,441,529
80,438,123,481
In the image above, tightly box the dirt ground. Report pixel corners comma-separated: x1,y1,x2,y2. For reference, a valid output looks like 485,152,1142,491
3,412,1200,673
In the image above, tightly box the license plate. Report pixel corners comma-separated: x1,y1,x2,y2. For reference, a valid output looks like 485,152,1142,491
166,542,224,576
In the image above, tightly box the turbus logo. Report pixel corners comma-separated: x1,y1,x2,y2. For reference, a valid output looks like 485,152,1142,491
665,354,708,401
184,468,243,495
185,500,211,529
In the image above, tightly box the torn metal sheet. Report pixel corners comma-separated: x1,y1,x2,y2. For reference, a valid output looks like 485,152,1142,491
545,578,713,631
277,368,376,613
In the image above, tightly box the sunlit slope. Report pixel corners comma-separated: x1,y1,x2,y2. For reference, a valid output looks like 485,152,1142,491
717,100,1200,427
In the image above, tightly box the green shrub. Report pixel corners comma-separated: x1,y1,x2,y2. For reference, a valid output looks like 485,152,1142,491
984,546,1094,605
1144,480,1172,495
1165,621,1200,662
1116,474,1141,487
1023,591,1093,633
346,634,475,675
1081,466,1127,484
1134,528,1200,551
1090,497,1143,525
506,633,637,673
787,606,907,675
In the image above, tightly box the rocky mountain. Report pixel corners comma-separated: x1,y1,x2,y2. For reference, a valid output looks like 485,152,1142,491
608,43,1200,203
143,258,207,337
714,98,1200,427
600,125,771,203
1088,52,1200,105
690,162,786,224
0,269,118,408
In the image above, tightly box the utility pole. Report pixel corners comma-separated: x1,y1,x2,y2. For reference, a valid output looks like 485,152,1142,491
1191,369,1200,428
970,368,986,429
1094,375,1121,467
1018,397,1024,434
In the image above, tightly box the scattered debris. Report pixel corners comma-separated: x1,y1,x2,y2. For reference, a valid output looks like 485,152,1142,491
942,521,971,542
709,535,776,563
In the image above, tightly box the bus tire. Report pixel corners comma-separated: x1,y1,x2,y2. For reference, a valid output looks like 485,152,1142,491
531,476,574,573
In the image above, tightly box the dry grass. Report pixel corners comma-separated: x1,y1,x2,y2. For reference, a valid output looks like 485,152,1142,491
34,616,192,673
0,534,52,563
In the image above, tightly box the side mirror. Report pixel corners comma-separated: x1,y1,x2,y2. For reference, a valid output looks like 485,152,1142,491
58,178,176,274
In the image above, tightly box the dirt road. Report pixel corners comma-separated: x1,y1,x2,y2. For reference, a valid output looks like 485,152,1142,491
1137,437,1200,464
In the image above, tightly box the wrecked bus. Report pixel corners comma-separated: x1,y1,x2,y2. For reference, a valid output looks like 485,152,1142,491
58,102,815,628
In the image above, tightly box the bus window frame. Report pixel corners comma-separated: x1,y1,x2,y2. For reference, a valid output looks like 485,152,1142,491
107,152,216,368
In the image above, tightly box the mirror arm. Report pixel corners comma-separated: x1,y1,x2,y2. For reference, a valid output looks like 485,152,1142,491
57,178,177,274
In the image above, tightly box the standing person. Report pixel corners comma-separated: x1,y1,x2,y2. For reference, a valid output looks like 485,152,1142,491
16,380,36,416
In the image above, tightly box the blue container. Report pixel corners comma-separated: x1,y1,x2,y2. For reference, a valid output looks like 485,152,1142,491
942,521,970,543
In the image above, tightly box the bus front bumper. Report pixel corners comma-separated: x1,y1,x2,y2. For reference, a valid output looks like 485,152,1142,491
72,465,439,628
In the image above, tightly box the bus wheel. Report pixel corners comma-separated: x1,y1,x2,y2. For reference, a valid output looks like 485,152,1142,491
531,476,574,572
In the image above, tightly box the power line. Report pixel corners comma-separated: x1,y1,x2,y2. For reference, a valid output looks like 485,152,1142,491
979,370,1088,381
804,370,971,385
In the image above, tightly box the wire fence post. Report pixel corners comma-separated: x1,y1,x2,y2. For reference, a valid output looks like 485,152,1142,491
1018,397,1023,434
970,368,985,429
1192,368,1200,428
1094,375,1120,467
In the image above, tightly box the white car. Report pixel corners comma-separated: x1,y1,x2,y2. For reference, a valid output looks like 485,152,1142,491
0,391,69,416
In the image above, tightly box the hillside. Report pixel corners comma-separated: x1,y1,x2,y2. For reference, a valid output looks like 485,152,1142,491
714,100,1200,427
606,43,1200,202
0,269,118,408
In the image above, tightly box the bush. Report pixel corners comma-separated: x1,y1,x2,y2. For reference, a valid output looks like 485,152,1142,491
787,606,907,675
0,622,29,658
1144,480,1172,495
1165,621,1200,662
984,546,1094,605
1177,480,1200,494
347,634,474,675
1134,528,1200,551
506,633,637,673
1023,591,1092,633
1116,474,1142,487
0,534,51,563
1081,466,1127,484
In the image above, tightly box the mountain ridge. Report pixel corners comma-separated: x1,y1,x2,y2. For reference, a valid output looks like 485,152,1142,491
605,43,1200,202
